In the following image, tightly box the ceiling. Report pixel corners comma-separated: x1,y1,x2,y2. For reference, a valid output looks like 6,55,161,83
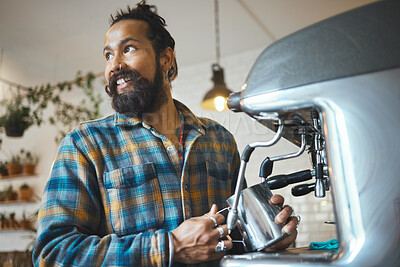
0,0,377,88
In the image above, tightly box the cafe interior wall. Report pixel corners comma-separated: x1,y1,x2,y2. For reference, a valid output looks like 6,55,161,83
0,0,378,252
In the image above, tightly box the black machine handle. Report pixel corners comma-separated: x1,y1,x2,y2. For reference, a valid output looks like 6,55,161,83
259,157,274,178
292,183,315,196
266,170,312,190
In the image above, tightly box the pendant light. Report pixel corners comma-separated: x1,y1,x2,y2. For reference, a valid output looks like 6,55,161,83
201,0,232,112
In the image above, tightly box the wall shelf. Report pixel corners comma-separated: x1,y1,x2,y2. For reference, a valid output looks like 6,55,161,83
0,229,34,233
0,174,38,181
0,200,37,206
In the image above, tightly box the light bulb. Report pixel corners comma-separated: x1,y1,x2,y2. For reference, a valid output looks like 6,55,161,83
214,96,226,112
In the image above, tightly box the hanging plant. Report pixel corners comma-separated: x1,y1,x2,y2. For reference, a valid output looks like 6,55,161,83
46,71,103,143
0,94,40,137
0,71,103,146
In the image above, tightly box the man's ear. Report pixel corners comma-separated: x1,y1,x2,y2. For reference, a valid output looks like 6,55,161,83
160,47,174,72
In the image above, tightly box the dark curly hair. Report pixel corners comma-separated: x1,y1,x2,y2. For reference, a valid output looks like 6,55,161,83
110,1,178,81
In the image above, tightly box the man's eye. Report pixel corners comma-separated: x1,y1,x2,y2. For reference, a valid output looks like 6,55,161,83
105,53,113,61
124,45,136,53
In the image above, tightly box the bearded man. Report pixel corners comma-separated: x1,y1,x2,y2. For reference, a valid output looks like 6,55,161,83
33,2,298,266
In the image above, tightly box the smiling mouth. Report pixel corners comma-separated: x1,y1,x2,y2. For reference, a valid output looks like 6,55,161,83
116,76,132,86
115,76,133,92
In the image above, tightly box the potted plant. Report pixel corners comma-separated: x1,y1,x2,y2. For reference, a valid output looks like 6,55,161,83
21,211,32,230
0,96,35,137
5,185,18,201
0,189,6,202
9,212,20,229
0,160,8,176
18,183,33,201
25,209,38,252
20,149,39,175
6,153,23,175
0,72,102,149
0,212,8,229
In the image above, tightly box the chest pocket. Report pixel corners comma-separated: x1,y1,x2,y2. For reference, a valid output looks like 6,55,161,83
206,161,232,210
103,163,164,235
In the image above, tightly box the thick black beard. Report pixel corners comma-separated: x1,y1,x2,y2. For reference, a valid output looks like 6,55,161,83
107,65,167,118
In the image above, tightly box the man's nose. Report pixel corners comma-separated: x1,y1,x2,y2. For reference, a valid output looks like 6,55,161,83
111,60,127,73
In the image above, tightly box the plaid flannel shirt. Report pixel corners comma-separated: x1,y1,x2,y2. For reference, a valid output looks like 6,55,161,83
33,100,240,267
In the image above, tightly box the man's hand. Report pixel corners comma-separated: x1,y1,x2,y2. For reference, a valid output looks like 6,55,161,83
171,204,232,264
267,194,299,250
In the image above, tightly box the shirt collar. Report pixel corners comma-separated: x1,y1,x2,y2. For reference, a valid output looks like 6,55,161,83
114,100,206,134
174,100,205,135
114,112,142,127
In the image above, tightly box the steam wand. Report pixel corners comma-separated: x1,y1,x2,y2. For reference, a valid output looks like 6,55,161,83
226,119,284,234
260,132,307,184
311,110,326,198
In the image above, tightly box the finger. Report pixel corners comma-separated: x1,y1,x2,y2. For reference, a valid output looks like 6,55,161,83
282,216,299,234
206,214,225,227
268,229,298,251
223,239,233,251
269,194,284,206
205,215,218,228
205,204,225,226
282,204,295,215
213,239,233,254
214,224,228,239
275,205,293,224
209,204,218,215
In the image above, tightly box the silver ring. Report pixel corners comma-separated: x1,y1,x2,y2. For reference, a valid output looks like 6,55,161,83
216,226,224,238
208,216,218,227
214,240,226,253
296,215,301,228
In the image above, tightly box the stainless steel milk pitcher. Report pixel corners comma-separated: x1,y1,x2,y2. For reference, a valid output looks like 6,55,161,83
226,181,288,251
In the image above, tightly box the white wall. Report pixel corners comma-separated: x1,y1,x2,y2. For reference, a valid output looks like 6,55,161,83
0,46,336,251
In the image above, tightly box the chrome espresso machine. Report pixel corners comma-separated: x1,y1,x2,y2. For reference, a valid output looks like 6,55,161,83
221,1,400,266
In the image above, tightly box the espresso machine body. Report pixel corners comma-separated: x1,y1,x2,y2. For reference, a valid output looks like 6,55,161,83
222,1,400,266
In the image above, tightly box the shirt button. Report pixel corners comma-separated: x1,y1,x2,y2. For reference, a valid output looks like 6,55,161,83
184,184,189,190
167,146,173,151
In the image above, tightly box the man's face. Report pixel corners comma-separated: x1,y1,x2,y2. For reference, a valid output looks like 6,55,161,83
103,19,167,117
104,19,157,92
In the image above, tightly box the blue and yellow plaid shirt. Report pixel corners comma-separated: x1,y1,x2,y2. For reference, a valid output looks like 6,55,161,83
33,101,240,267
